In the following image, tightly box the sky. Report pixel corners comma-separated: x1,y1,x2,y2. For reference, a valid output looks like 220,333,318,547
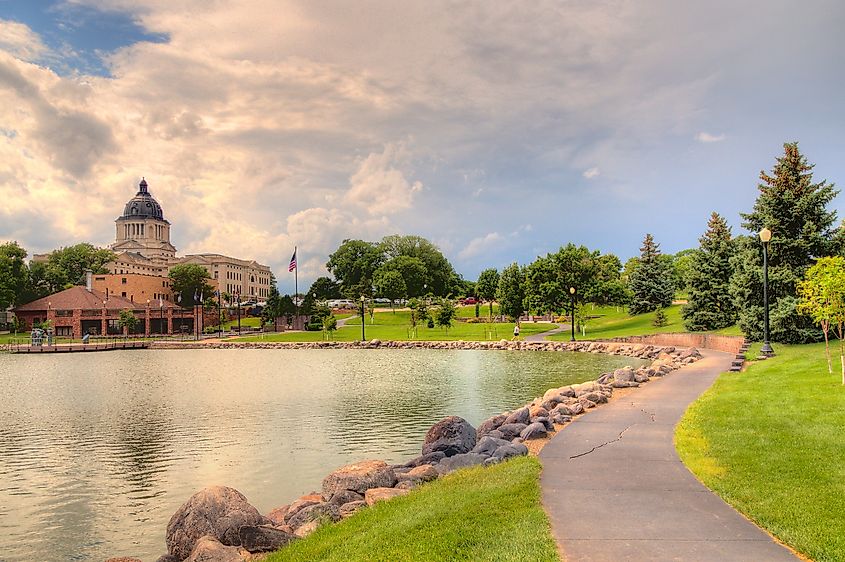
0,0,843,293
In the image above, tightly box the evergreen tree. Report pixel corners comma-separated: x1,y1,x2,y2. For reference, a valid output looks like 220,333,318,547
652,306,669,327
730,142,839,343
496,263,526,321
682,213,736,331
628,234,674,315
262,284,282,326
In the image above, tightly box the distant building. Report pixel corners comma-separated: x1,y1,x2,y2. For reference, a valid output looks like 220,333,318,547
105,178,272,300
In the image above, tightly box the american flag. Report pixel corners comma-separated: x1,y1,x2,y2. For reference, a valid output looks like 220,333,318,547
288,248,297,272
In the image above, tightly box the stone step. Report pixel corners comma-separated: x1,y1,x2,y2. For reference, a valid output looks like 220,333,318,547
729,366,743,372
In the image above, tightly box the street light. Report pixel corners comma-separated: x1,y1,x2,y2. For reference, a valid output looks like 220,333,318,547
360,295,367,341
759,228,774,357
569,287,576,342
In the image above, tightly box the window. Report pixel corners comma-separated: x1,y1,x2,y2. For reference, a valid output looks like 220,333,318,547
56,326,73,336
122,278,127,284
122,292,127,297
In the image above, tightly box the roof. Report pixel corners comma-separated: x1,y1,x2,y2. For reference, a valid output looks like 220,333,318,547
14,286,183,312
119,178,167,221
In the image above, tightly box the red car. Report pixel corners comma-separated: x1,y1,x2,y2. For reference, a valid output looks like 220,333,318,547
463,297,477,305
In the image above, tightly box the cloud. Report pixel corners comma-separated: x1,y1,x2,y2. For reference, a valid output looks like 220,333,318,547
0,20,47,62
344,141,423,215
695,132,726,143
583,167,600,179
458,232,504,260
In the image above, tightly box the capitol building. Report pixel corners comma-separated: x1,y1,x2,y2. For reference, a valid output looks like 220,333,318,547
101,178,272,302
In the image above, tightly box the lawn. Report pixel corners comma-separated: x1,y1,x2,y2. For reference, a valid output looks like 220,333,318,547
265,457,560,562
232,309,552,342
676,342,845,562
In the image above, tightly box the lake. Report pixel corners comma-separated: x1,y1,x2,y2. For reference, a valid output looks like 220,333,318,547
0,348,646,561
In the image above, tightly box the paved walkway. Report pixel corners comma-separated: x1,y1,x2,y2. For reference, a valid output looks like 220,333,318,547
525,323,568,341
539,349,798,562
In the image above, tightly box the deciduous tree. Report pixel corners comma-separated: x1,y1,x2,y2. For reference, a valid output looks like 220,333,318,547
476,268,500,319
497,263,525,321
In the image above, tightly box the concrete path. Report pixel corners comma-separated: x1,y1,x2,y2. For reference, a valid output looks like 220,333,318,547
539,350,799,562
525,323,568,341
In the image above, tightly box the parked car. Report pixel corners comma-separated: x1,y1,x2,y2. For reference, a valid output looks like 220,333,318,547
462,297,477,305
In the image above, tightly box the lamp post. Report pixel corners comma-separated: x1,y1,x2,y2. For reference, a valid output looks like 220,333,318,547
236,291,241,334
569,287,576,342
360,295,367,341
146,299,151,339
160,299,164,337
759,228,774,357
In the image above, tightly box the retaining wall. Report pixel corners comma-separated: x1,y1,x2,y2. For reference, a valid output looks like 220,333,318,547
602,333,744,354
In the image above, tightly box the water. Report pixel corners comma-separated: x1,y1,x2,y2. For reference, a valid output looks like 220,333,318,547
0,348,646,561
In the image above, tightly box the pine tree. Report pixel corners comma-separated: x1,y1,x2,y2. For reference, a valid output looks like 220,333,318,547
653,306,669,327
628,234,674,315
682,212,736,331
730,142,839,343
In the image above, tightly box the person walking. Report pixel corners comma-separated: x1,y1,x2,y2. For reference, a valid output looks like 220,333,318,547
512,323,520,340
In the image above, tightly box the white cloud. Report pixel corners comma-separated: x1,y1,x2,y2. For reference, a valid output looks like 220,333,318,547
695,132,726,143
0,20,47,62
583,167,600,179
344,141,422,215
458,232,504,260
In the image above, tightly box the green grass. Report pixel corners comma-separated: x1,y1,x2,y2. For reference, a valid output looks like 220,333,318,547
221,316,262,329
265,457,559,562
232,310,552,342
676,342,845,561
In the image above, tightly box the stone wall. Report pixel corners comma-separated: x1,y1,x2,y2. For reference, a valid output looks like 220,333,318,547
601,333,744,354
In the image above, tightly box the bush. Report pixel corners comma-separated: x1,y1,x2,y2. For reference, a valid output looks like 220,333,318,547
306,322,323,331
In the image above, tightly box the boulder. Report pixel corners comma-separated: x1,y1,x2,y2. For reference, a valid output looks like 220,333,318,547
165,486,265,560
476,414,507,437
238,525,296,553
339,500,367,518
183,536,242,562
529,405,549,418
568,402,584,415
395,480,418,490
396,463,438,483
294,520,321,538
284,496,322,523
286,502,340,531
155,556,179,562
531,416,554,431
322,460,398,500
403,451,446,468
520,422,548,440
552,403,575,416
485,429,505,440
471,436,512,456
492,443,529,460
327,489,364,507
435,453,488,475
613,367,635,382
422,416,477,457
551,413,572,425
265,505,289,526
105,558,143,562
503,407,530,425
364,487,409,506
496,422,528,441
611,380,639,388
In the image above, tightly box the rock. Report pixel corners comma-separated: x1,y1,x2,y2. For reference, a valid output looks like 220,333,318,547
283,498,322,523
552,403,576,416
165,486,265,560
322,460,398,500
403,451,446,468
155,556,179,562
183,536,242,562
395,480,418,490
327,489,364,507
364,487,409,506
422,416,477,457
492,443,529,460
471,436,512,456
579,398,597,409
634,373,650,383
294,520,321,538
529,405,549,418
568,402,584,415
106,558,143,562
435,452,488,475
580,391,606,404
496,422,528,441
483,456,501,467
286,502,341,531
485,429,505,440
265,505,289,526
520,422,548,440
339,500,367,518
542,387,566,402
396,463,438,483
503,407,530,425
613,367,635,382
476,414,507,437
238,525,296,553
551,413,572,424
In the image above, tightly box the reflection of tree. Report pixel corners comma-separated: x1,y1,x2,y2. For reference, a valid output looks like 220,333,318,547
113,401,175,494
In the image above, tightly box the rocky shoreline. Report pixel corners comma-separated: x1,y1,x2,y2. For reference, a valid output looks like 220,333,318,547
107,342,703,562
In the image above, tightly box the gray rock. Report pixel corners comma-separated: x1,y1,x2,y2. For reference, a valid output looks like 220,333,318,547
485,429,505,440
634,373,650,383
435,453,488,475
183,536,241,562
496,422,528,441
503,407,530,425
476,414,507,437
611,380,639,388
483,456,501,467
396,463,438,483
471,436,512,456
551,413,572,424
155,556,178,562
327,490,364,507
520,422,548,440
286,502,341,531
165,486,264,560
613,367,635,382
238,525,296,553
403,451,446,468
492,443,529,460
422,416,477,457
322,460,398,500
395,479,418,490
339,500,367,518
530,416,554,431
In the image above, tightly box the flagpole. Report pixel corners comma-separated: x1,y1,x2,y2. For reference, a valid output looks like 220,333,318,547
294,246,299,327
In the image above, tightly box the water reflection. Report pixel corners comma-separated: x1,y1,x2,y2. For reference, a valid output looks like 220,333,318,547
0,349,645,561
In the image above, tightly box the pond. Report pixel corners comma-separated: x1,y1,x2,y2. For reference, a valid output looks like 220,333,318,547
0,348,647,561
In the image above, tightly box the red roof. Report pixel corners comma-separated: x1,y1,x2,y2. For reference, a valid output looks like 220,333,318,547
14,286,183,312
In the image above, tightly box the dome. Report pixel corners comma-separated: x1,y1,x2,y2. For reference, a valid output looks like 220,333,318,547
121,178,165,220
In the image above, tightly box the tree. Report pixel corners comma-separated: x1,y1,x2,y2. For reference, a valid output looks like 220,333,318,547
262,284,282,327
322,313,338,339
118,309,138,335
476,268,500,319
497,263,525,321
279,295,296,325
797,256,845,378
435,298,457,333
653,306,669,327
168,264,214,306
308,276,341,300
683,213,736,331
628,234,674,315
32,243,115,294
0,242,28,309
588,253,629,307
376,255,427,297
525,244,600,316
378,235,456,296
374,269,406,312
326,240,383,297
730,142,839,343
672,249,697,296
